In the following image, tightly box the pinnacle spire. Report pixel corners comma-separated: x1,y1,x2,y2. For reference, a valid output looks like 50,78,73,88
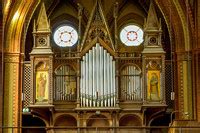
36,3,50,32
80,0,114,51
145,2,160,30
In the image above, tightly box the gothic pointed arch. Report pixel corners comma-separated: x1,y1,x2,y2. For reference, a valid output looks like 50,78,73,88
80,0,115,51
2,0,198,132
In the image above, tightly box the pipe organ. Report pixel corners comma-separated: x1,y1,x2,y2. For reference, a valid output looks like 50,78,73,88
26,1,168,131
120,65,142,101
28,1,167,109
80,43,116,107
54,65,76,101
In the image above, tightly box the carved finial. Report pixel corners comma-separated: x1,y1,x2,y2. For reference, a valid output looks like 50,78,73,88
113,2,119,18
144,18,147,30
145,1,159,30
159,18,162,30
36,2,50,32
33,19,36,32
78,3,83,17
48,19,50,29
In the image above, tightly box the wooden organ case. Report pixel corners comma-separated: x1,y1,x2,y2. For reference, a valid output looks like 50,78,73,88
27,1,167,132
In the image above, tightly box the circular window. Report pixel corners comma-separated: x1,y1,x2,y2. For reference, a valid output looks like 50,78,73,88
53,25,78,47
120,25,144,46
38,37,47,46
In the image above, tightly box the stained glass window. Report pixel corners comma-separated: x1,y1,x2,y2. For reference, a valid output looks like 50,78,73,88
53,25,78,47
120,25,144,46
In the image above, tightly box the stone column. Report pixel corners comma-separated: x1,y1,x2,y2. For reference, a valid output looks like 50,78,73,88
193,50,200,121
0,52,3,133
195,0,200,122
175,52,193,120
3,53,22,133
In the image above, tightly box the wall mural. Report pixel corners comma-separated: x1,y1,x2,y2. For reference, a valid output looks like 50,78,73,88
36,62,49,102
147,70,160,101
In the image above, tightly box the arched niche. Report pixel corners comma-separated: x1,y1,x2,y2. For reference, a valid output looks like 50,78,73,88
87,114,109,127
120,64,142,101
119,114,142,126
54,115,77,133
119,114,143,133
22,115,46,133
149,114,170,133
54,64,77,101
35,61,49,103
54,114,77,126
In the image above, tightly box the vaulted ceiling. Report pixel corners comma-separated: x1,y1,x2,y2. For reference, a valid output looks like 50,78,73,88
34,0,153,28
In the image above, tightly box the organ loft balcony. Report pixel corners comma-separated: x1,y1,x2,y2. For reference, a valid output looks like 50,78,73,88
25,0,167,116
26,47,167,116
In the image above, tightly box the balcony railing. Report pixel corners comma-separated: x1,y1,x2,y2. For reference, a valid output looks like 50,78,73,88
1,126,200,133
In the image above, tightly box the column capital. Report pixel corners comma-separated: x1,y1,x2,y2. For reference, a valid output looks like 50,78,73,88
4,53,21,63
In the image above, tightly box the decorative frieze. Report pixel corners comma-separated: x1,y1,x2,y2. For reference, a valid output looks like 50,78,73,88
4,54,20,63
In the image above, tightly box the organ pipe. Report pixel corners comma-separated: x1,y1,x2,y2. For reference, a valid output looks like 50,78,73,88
120,65,142,101
80,43,116,107
103,50,107,106
100,46,103,106
54,65,76,101
113,61,116,106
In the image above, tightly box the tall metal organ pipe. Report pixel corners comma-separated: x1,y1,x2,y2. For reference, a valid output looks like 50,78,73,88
80,43,116,107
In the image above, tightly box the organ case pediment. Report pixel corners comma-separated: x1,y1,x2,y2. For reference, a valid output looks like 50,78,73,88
80,0,115,52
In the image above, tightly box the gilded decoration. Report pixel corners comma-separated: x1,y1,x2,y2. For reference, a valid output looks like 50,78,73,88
147,70,161,101
3,0,197,132
35,62,49,102
145,59,163,102
148,60,161,70
4,54,20,63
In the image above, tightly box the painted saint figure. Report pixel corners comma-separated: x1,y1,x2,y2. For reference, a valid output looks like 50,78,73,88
37,73,47,100
150,73,159,100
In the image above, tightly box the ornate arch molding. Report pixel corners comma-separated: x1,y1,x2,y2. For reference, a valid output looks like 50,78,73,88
147,110,166,126
4,0,41,53
155,0,195,121
3,0,41,130
155,0,192,52
31,114,49,127
3,1,192,60
177,0,195,44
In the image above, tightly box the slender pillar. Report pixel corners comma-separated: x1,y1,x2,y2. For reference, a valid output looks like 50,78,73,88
194,50,200,121
77,3,83,107
176,52,193,120
3,53,22,133
114,2,119,107
196,4,200,119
